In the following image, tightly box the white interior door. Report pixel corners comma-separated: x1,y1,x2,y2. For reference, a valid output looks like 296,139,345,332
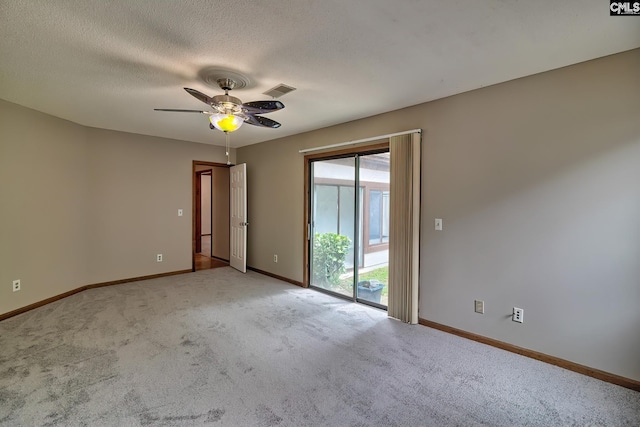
230,163,247,273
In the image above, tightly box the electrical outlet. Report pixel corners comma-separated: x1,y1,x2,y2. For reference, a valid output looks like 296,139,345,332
12,279,21,292
273,254,278,263
513,307,524,323
157,254,163,262
474,300,484,314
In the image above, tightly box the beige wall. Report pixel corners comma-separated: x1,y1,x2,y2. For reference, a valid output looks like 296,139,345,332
0,99,233,314
1,100,91,315
237,49,640,381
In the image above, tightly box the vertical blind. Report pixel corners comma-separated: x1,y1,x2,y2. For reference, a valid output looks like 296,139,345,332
388,132,421,324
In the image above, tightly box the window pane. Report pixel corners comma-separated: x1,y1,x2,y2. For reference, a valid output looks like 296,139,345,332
382,191,390,243
311,158,355,298
369,190,381,244
358,152,390,308
314,185,338,234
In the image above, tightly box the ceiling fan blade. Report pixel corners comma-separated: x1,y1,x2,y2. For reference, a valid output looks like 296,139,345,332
244,115,281,128
184,87,215,105
241,100,285,115
154,109,210,113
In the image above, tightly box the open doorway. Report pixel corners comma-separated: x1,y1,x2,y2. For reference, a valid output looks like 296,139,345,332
193,161,231,271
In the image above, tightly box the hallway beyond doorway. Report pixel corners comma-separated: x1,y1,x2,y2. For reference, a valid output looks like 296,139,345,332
195,235,229,271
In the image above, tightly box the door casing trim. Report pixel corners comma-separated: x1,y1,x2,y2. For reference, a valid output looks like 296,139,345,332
192,160,230,271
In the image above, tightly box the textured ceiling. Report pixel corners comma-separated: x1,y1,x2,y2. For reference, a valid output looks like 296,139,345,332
1,1,638,147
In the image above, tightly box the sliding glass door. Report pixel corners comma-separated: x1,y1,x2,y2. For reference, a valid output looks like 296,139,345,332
310,157,356,298
309,151,390,308
356,152,390,307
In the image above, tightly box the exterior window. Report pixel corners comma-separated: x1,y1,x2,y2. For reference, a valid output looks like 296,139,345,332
314,185,339,234
369,190,389,245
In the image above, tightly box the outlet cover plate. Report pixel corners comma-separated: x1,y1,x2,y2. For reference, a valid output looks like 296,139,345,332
513,307,524,323
12,279,21,292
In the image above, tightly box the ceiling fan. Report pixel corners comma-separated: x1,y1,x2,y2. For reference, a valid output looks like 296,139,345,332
155,77,284,133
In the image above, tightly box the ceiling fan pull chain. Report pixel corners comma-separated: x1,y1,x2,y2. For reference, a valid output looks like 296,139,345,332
225,131,231,165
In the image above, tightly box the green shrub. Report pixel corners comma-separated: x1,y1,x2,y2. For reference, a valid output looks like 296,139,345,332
312,233,351,287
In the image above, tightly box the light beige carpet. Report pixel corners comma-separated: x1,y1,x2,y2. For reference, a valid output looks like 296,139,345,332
1,267,638,426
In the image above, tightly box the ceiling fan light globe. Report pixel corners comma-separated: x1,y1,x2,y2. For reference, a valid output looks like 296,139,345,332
209,113,244,133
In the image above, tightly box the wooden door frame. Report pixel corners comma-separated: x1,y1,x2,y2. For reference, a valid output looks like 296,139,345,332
192,160,231,272
302,142,389,287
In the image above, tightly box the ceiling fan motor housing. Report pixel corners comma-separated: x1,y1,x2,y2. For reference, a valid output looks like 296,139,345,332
212,94,244,115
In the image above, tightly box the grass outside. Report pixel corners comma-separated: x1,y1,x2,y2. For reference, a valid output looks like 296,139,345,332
340,265,389,297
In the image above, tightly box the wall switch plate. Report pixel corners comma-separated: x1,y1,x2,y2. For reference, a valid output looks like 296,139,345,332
513,307,524,323
12,279,21,292
157,254,163,262
273,254,278,263
435,218,443,231
178,209,183,217
474,300,484,314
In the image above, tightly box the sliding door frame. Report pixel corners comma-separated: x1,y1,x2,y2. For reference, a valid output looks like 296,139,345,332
303,142,389,298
